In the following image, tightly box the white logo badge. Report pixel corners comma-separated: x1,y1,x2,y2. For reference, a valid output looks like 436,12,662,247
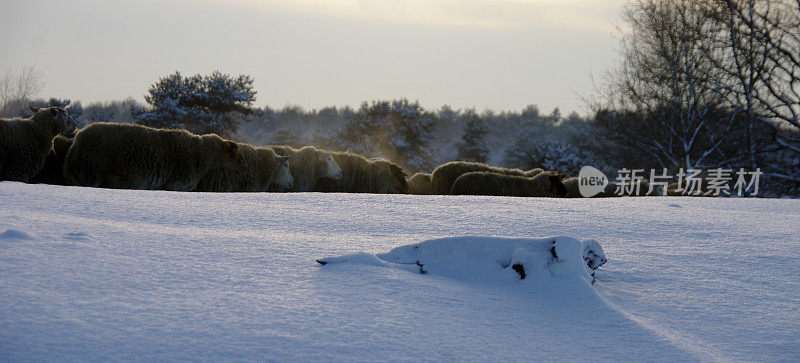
578,166,609,198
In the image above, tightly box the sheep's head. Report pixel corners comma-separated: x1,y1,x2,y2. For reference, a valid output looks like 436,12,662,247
29,106,78,136
273,155,294,190
204,135,244,173
370,159,408,194
320,152,343,180
388,163,408,194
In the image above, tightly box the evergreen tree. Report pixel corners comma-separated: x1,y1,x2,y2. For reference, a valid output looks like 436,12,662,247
429,105,461,166
132,71,256,137
332,100,385,156
330,98,435,173
455,109,489,163
387,99,436,172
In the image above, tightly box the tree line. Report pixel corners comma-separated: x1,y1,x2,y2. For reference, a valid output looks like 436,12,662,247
1,0,797,196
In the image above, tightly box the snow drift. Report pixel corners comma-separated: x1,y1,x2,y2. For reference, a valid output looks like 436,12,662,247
1,182,798,361
318,236,607,286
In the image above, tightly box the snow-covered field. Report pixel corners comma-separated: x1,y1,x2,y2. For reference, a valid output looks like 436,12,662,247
1,182,798,361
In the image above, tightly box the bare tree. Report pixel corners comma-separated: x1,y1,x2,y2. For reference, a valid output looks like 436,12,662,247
0,65,43,117
701,0,767,169
753,0,800,183
705,0,800,185
594,0,737,171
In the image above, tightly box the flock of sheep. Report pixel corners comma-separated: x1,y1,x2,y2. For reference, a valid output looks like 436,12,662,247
1,106,665,198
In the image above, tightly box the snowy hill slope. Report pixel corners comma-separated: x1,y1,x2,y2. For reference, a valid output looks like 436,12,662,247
1,182,798,361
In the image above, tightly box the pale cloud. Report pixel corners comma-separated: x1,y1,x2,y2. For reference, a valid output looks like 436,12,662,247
225,0,624,31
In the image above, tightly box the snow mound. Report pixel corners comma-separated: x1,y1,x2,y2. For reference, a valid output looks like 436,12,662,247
318,236,606,286
0,229,34,241
3,183,797,361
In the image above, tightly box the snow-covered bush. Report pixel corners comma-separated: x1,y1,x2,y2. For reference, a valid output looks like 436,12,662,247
132,71,256,137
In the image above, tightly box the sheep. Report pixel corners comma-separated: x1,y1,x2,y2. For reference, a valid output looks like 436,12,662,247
431,161,543,195
64,122,241,191
407,172,433,195
312,151,408,194
563,177,582,198
28,134,73,185
194,143,293,192
266,145,343,191
1,106,77,182
450,171,568,197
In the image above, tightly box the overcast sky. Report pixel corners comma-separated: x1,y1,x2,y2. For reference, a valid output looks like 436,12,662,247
1,0,624,115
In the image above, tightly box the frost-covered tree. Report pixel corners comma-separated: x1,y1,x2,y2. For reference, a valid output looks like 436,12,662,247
328,99,435,172
235,106,276,145
132,71,256,137
82,98,141,125
331,101,385,156
456,109,490,163
707,0,800,189
518,105,552,140
427,105,462,166
386,99,436,172
84,107,115,124
593,0,739,171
